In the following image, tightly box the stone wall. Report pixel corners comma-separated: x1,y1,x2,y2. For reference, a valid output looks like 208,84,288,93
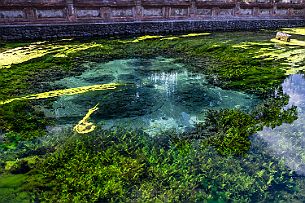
0,1,304,40
1,19,305,40
0,0,304,24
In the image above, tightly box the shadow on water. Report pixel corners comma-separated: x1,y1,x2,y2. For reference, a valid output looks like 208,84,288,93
43,57,259,135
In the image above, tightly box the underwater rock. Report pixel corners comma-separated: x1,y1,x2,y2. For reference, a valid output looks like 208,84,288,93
173,84,221,111
99,87,164,118
69,85,165,119
276,32,291,42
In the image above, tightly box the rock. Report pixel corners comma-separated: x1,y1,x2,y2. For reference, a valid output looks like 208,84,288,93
276,32,291,42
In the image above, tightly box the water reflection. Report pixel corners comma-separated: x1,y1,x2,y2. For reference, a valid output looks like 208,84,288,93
257,74,305,175
45,58,258,136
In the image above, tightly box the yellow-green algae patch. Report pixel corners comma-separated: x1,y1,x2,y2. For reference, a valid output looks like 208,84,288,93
130,33,211,43
180,33,211,37
52,43,104,58
281,27,305,36
0,83,122,105
232,32,305,75
160,36,180,40
132,35,163,43
257,38,305,75
0,44,48,68
0,41,104,68
270,38,305,47
74,104,99,134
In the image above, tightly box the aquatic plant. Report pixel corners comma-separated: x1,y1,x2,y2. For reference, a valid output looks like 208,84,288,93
0,41,104,69
191,90,297,156
282,27,305,36
195,109,261,155
73,104,99,134
0,101,50,151
0,101,48,137
0,174,30,203
252,93,298,128
0,83,122,105
20,129,297,202
0,28,303,203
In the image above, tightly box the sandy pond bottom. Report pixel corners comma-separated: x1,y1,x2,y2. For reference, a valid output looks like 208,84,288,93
42,57,258,136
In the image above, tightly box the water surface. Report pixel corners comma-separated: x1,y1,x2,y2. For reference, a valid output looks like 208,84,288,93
43,57,258,135
257,74,305,175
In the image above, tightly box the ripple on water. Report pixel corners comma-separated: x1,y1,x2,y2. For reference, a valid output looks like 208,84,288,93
44,57,258,136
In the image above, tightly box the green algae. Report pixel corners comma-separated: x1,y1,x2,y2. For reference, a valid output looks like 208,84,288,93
0,83,122,105
195,97,297,156
0,30,288,100
0,41,104,69
0,28,304,202
0,174,31,203
0,101,50,151
23,129,297,202
281,27,305,36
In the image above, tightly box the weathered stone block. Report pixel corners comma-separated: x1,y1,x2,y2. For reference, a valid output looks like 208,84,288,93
111,8,133,17
76,9,101,18
0,10,25,18
259,9,271,16
36,9,65,18
275,9,288,15
292,9,305,16
143,8,163,17
218,9,233,16
197,8,212,15
170,7,188,16
239,9,253,16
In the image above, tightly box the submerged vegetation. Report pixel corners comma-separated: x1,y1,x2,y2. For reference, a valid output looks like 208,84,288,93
73,103,99,134
21,129,297,202
1,28,305,202
0,83,122,105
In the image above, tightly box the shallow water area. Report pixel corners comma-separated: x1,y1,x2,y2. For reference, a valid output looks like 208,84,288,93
43,57,258,135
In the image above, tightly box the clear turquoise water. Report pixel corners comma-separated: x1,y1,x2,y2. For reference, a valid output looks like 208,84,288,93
43,57,259,135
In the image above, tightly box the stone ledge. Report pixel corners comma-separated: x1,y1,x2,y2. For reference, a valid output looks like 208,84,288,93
1,19,304,40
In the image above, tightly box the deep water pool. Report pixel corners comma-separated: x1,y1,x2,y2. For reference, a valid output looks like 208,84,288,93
43,57,258,135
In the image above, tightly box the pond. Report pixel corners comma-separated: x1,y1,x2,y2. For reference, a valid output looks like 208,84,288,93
1,29,305,202
44,57,258,136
